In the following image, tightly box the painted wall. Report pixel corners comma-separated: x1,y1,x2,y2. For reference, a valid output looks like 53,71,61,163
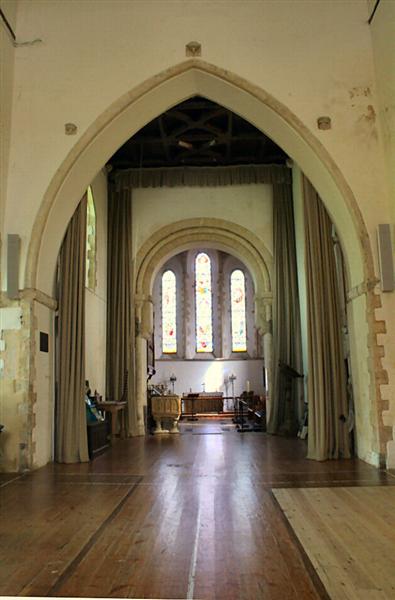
369,0,395,222
2,0,392,293
132,184,273,260
85,170,107,397
0,0,17,272
152,359,265,399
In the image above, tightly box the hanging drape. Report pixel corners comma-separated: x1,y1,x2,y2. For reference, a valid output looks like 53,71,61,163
112,164,291,190
106,186,138,435
108,163,291,437
56,196,89,463
303,177,351,460
268,183,303,435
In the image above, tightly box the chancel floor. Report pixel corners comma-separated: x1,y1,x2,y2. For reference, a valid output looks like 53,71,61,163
1,419,394,599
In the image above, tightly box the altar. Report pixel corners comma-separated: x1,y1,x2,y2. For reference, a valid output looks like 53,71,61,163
182,392,224,414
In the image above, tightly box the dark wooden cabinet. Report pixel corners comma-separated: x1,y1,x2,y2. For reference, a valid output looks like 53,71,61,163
87,420,110,459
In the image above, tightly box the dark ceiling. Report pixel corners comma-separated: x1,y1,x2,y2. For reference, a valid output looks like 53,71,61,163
107,96,287,170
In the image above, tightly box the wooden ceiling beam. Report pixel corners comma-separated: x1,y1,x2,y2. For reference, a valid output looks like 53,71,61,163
109,97,287,169
158,116,171,162
127,132,267,146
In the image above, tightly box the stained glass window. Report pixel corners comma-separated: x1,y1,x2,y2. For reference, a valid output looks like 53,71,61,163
195,252,213,353
85,186,96,290
231,269,247,352
162,270,177,354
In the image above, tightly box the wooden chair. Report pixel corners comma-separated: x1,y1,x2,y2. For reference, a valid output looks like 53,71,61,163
97,371,128,438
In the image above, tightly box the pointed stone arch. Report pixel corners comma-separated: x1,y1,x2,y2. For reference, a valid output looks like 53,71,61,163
24,58,387,466
27,59,372,296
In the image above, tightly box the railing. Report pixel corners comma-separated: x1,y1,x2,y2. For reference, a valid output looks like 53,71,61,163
233,393,266,432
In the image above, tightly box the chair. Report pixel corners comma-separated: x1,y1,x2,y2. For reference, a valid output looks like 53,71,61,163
97,371,128,438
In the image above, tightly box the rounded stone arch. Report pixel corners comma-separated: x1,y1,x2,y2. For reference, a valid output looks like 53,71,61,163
133,218,274,425
27,59,373,297
135,217,273,293
134,218,273,336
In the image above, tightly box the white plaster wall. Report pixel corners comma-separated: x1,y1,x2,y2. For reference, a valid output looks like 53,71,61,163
0,0,17,265
3,0,392,291
85,170,107,397
132,185,273,259
152,359,265,398
369,0,395,222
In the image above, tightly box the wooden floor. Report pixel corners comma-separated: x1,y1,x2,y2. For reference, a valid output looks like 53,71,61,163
274,486,395,600
1,419,394,599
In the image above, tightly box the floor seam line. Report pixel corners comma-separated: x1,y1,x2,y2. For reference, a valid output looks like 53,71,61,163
269,489,331,600
44,476,143,597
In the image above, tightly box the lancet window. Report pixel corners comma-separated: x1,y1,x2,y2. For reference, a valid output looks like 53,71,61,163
195,252,213,353
162,270,177,354
230,269,247,352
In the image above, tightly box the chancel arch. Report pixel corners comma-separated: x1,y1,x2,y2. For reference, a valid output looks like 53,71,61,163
18,60,387,469
134,219,273,423
29,60,372,297
135,218,272,334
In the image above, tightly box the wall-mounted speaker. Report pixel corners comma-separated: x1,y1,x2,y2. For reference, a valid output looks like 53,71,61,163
377,224,394,292
7,234,20,299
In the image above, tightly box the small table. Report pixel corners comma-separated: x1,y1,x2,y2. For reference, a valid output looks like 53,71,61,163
97,401,127,438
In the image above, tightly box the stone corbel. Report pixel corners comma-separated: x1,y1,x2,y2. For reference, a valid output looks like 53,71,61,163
138,297,154,340
255,295,272,336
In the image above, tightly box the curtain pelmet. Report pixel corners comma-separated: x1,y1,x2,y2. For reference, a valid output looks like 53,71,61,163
113,164,291,191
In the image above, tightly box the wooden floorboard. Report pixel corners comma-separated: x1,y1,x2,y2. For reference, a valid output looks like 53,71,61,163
0,421,393,599
273,486,395,600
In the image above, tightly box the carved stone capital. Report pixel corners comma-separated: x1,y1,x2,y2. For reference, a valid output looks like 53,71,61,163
255,294,272,334
138,297,154,340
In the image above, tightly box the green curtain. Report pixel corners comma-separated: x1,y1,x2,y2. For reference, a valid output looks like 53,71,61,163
268,183,303,436
56,195,89,463
106,186,138,435
303,177,351,460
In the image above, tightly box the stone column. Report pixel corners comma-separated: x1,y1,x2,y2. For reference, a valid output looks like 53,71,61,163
134,333,148,435
134,296,154,435
184,252,194,359
255,295,273,423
